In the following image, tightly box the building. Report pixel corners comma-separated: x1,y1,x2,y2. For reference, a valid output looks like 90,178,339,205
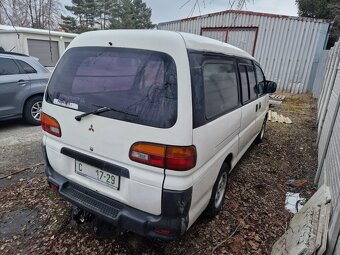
157,10,333,93
0,25,77,68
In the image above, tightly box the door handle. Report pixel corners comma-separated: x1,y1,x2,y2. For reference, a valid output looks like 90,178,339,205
259,102,261,109
17,80,27,86
256,104,258,112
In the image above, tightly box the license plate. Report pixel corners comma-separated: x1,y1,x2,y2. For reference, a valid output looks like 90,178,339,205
75,161,120,190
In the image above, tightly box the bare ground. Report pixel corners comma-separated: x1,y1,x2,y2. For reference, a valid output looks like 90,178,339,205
0,93,318,254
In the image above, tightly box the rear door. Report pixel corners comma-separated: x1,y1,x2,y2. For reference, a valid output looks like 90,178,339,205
0,56,30,117
43,46,190,216
189,53,241,222
238,60,259,152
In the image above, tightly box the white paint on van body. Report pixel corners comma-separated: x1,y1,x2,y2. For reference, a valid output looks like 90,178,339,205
43,30,267,229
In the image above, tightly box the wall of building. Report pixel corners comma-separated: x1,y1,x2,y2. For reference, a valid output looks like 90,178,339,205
314,38,340,255
157,10,331,93
0,33,24,53
0,30,75,67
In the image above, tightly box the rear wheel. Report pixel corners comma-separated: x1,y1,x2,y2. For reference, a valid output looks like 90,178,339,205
23,95,43,126
206,162,229,216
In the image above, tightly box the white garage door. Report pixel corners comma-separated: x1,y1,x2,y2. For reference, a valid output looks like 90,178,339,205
27,39,59,67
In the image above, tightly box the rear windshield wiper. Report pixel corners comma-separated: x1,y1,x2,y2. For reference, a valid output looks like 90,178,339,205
75,104,138,121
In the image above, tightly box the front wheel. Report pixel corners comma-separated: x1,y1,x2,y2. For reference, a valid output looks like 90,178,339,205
23,95,43,126
206,162,229,216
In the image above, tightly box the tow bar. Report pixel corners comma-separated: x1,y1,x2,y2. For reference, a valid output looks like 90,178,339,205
72,207,94,224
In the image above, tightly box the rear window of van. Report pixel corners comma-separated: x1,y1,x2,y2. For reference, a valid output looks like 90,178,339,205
46,47,177,128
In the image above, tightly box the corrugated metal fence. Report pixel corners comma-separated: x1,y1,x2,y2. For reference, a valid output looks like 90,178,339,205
314,38,340,255
158,10,331,94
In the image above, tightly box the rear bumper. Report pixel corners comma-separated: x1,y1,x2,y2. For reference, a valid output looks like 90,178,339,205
43,147,192,240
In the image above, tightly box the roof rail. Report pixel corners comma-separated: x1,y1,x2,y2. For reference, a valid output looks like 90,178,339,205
0,51,29,57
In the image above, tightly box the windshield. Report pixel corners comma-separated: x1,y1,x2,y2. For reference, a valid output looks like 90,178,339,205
46,47,178,128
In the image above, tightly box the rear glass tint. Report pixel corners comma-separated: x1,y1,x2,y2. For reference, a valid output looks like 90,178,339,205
46,47,177,128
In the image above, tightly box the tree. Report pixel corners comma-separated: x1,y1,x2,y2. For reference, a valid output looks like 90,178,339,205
110,0,154,29
62,0,98,32
60,15,78,33
0,0,62,29
97,0,116,29
296,0,340,47
296,0,331,18
61,0,155,32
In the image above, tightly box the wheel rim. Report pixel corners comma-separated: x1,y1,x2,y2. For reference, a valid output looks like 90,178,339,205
214,172,227,208
31,101,42,121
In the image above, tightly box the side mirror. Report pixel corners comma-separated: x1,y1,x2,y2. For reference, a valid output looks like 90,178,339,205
265,81,277,94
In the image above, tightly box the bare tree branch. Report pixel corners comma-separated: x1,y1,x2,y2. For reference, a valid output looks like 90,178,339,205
0,0,61,29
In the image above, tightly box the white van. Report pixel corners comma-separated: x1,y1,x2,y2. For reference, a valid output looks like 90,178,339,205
41,30,276,240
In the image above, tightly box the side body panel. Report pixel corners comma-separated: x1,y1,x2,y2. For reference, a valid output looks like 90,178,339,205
190,109,241,226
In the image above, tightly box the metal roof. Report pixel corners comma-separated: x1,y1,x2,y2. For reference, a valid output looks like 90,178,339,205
0,25,77,38
158,10,332,27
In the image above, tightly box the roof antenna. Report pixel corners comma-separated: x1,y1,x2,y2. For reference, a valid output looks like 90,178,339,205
0,1,20,39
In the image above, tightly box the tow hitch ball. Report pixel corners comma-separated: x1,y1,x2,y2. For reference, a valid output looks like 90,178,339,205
72,207,94,224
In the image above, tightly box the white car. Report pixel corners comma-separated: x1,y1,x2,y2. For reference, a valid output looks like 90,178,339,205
41,30,276,240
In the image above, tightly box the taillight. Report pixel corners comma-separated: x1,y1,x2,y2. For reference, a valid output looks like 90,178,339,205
166,146,196,170
41,112,61,137
129,142,196,171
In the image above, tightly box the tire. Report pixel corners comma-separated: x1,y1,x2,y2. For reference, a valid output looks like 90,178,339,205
23,95,43,126
206,162,229,217
254,118,267,144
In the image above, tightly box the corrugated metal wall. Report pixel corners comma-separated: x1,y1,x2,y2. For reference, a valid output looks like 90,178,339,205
314,38,340,255
157,10,331,93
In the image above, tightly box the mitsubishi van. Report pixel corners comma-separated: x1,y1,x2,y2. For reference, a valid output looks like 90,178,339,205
41,30,276,240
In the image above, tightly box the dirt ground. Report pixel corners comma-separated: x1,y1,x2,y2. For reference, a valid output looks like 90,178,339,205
0,93,318,254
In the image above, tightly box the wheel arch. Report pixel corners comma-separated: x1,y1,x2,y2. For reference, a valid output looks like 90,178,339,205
22,93,44,113
223,153,233,172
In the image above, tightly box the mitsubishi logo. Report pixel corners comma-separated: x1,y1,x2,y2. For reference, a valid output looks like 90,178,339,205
89,124,94,132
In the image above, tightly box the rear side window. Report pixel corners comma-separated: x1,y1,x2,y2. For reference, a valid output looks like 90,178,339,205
239,63,258,103
0,57,20,75
239,65,249,103
203,62,239,119
17,60,37,74
47,47,177,128
247,65,257,100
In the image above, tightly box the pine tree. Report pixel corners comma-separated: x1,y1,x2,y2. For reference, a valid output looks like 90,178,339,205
61,0,98,33
60,15,78,33
97,0,116,29
110,0,154,29
60,0,154,33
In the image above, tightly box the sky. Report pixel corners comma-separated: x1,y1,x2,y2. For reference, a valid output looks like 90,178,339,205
62,0,299,24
